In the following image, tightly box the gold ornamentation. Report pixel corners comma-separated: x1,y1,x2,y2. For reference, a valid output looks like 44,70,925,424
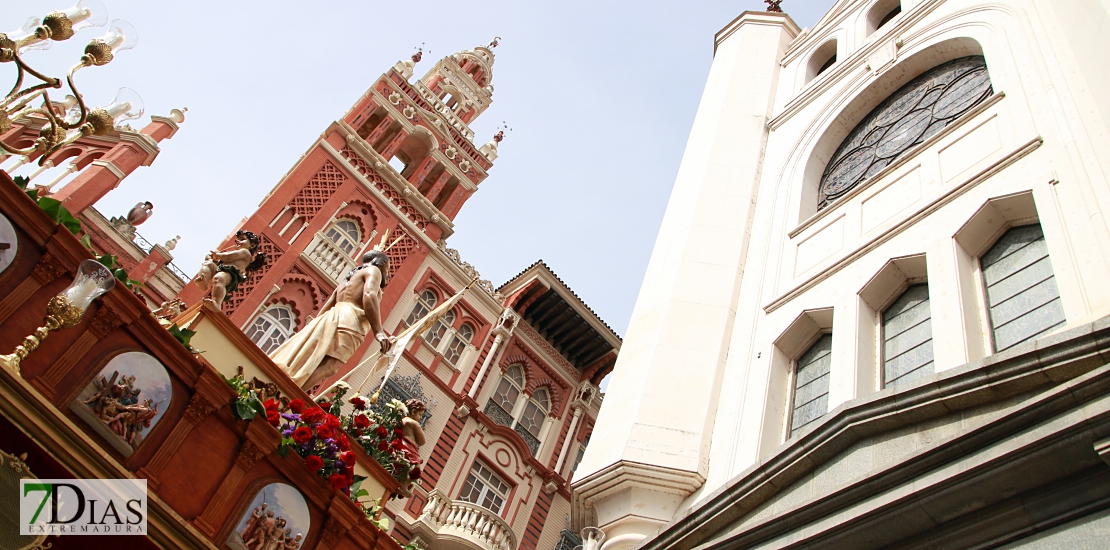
83,39,114,67
1,449,51,549
0,295,86,374
40,11,75,41
83,108,115,135
0,107,11,134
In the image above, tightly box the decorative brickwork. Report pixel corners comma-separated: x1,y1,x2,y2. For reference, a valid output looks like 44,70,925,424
290,161,346,219
385,225,419,278
520,488,553,550
339,146,429,230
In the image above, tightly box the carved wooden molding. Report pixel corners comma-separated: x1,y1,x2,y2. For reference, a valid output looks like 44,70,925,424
31,252,66,284
87,305,124,338
235,440,266,471
183,392,217,424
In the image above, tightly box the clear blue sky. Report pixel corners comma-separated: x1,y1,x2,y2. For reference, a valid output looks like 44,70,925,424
8,0,835,337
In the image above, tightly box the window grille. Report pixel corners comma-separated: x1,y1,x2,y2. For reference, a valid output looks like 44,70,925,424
246,305,297,354
882,283,934,386
424,308,455,348
404,290,436,327
458,461,511,515
324,219,361,256
443,323,473,365
981,224,1066,352
789,334,833,438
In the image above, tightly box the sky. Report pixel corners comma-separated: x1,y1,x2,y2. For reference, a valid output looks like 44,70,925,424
7,0,836,338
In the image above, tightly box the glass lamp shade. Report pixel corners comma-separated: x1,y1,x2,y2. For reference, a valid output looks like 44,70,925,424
103,87,144,126
62,0,109,33
581,527,606,550
63,259,116,311
4,18,53,53
93,19,137,54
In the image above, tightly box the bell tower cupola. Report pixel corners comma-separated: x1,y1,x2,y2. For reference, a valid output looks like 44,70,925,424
419,38,498,125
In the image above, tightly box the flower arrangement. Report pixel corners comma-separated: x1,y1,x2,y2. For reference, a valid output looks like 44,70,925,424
220,372,267,422
276,386,357,495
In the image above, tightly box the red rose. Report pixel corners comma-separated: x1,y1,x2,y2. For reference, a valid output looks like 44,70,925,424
341,451,356,466
315,425,334,439
301,407,324,423
394,427,404,436
328,473,348,491
378,441,389,451
349,396,367,410
353,428,363,437
292,426,313,445
288,399,306,413
266,410,280,427
304,454,324,472
391,438,404,450
335,434,351,451
354,414,371,429
323,414,341,429
263,398,280,412
410,467,421,480
375,426,389,438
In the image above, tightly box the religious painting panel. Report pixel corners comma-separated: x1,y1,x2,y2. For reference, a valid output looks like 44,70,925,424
69,351,172,457
227,482,311,550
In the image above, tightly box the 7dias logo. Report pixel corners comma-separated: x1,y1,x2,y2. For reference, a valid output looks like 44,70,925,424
19,479,147,535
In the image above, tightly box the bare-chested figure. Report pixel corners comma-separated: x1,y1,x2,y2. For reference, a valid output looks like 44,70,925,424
269,248,393,391
194,230,267,311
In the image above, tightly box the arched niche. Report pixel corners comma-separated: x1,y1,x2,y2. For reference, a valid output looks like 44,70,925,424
69,351,173,457
806,39,839,84
0,212,16,277
227,482,311,550
799,37,986,221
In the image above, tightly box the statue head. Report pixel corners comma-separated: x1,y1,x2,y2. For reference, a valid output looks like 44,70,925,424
236,230,268,272
405,399,426,417
266,511,274,518
355,250,391,287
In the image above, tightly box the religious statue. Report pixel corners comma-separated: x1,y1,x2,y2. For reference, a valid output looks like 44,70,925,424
396,399,426,497
245,510,275,550
194,230,267,310
241,503,268,543
269,236,393,391
152,299,185,322
127,201,153,226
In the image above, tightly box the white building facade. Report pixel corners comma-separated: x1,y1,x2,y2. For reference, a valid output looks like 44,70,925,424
573,0,1110,548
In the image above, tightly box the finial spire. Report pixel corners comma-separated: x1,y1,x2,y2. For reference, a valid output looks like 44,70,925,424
765,0,783,12
488,36,500,49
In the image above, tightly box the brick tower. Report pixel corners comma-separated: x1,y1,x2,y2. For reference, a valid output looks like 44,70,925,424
176,41,503,363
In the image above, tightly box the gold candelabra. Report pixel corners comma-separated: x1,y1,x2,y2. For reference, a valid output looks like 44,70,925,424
0,1,140,166
0,258,115,374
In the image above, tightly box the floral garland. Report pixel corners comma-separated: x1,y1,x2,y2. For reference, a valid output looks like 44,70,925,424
272,382,422,497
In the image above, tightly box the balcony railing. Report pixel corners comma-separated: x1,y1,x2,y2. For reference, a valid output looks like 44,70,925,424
419,489,517,550
302,232,357,284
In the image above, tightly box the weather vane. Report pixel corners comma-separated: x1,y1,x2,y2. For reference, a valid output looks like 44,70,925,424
765,0,783,12
489,36,501,49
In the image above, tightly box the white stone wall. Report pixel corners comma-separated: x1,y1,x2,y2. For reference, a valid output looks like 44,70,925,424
576,0,1110,544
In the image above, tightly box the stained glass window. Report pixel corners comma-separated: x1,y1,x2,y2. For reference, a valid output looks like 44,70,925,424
819,56,993,210
790,334,832,438
982,224,1066,352
882,284,934,386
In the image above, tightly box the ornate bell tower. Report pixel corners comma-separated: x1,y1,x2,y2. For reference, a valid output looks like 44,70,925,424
176,41,504,371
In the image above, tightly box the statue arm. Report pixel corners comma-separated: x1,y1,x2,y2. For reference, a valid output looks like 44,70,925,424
362,269,391,352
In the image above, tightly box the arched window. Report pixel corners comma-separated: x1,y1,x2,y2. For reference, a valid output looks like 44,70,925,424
425,308,455,348
866,0,902,36
518,388,549,438
443,322,474,365
246,305,297,354
807,39,838,83
819,56,993,210
882,283,933,386
981,224,1066,352
789,334,832,438
405,290,437,327
491,364,524,416
325,219,361,257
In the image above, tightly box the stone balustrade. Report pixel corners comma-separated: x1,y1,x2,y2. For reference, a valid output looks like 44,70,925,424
418,489,517,550
302,231,357,284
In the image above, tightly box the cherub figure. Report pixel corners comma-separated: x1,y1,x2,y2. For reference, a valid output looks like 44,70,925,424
396,399,426,497
195,230,267,311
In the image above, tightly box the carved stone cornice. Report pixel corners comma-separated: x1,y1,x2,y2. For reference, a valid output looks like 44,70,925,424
319,516,350,546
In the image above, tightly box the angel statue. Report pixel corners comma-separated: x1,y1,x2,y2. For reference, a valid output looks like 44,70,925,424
194,230,267,311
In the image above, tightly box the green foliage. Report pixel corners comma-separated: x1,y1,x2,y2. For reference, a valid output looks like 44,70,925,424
167,323,198,353
12,175,29,189
94,254,142,290
37,197,81,235
219,372,267,421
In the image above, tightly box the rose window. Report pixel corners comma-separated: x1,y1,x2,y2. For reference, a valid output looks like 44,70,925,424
818,56,993,210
